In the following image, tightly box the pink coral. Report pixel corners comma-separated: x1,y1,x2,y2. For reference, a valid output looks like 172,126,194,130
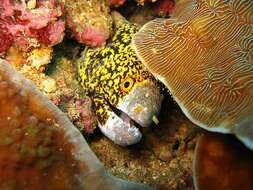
75,98,97,134
79,26,108,47
152,0,175,17
35,20,65,45
64,0,112,47
0,28,13,53
70,24,108,47
0,0,65,53
110,0,126,7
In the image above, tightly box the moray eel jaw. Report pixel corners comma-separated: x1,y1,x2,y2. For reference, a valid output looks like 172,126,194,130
99,111,142,146
99,81,163,146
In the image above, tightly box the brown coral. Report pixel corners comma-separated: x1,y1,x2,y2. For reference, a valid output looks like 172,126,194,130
0,59,98,189
133,0,253,150
193,133,253,190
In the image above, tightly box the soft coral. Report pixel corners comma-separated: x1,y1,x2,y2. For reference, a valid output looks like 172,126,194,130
64,0,112,47
0,0,65,53
0,22,13,53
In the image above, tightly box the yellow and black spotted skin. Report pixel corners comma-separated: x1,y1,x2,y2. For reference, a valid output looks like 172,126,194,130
78,23,156,125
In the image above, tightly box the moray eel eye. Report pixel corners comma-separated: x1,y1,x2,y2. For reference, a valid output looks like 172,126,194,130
121,78,134,93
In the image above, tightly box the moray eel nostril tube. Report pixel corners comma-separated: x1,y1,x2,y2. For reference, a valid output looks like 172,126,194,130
78,21,163,146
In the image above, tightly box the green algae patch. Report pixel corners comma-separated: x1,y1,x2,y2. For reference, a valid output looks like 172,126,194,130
26,126,40,137
3,136,14,145
37,159,52,170
37,145,51,158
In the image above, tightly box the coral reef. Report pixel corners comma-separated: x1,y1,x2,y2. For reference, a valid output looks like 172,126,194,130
0,0,65,95
0,0,65,53
26,46,53,70
114,0,174,29
0,59,153,190
43,41,96,133
133,0,253,150
64,0,112,47
2,1,250,190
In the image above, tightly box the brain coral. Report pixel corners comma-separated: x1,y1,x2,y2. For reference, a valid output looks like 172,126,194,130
133,0,253,150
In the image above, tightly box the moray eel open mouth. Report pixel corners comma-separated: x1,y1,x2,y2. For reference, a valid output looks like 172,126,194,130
99,81,163,146
108,102,143,130
104,103,143,144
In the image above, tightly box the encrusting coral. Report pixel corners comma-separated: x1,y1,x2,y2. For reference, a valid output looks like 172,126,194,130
0,59,153,190
0,0,65,53
64,0,112,47
75,98,98,134
6,46,57,94
133,0,253,150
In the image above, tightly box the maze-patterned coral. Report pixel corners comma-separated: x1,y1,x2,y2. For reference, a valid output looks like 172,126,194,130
133,0,253,132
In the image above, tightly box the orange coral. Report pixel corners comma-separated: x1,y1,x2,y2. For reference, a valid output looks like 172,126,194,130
193,133,253,190
0,59,93,189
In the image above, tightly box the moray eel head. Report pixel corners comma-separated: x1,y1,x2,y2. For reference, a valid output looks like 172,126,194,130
78,23,163,146
101,80,162,146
